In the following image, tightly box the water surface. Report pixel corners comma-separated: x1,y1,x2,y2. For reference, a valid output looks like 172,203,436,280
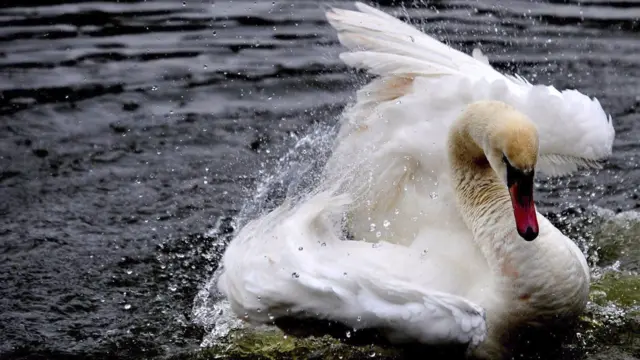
1,0,639,359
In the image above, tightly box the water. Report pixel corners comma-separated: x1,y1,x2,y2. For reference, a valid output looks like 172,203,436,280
0,0,639,359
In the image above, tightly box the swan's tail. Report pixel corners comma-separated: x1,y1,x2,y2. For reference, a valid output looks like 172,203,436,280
217,190,487,349
325,2,500,79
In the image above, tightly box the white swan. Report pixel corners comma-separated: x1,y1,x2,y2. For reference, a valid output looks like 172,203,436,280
218,101,597,358
216,2,615,359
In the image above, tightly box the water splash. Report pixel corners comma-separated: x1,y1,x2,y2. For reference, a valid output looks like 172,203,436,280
192,121,340,345
233,123,340,229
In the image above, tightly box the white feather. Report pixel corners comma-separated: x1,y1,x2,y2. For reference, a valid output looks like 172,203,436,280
218,190,490,349
327,3,504,82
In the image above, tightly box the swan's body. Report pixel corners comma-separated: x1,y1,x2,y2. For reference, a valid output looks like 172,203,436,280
216,2,614,359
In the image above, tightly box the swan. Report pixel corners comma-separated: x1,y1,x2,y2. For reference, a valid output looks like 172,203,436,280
215,2,615,359
218,101,597,358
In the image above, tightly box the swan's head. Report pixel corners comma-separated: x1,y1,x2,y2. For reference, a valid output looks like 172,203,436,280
485,108,540,241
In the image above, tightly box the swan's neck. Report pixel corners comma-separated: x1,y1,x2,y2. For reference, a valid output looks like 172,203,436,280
447,118,526,275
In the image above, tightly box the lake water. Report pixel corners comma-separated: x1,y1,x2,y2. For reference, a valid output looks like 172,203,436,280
1,0,639,359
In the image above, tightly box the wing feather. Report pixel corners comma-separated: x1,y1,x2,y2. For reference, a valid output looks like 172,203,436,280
325,1,614,177
218,191,488,348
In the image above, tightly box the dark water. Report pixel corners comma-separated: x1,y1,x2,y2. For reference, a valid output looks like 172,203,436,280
1,0,639,359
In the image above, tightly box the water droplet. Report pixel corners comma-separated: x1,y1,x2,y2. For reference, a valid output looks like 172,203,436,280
126,270,132,275
292,272,300,278
124,304,132,310
346,331,351,338
429,192,438,199
203,64,208,70
375,231,382,238
383,220,390,228
298,246,303,251
394,208,400,215
212,31,217,36
320,242,326,247
357,316,361,322
151,85,158,91
169,285,177,292
369,223,376,232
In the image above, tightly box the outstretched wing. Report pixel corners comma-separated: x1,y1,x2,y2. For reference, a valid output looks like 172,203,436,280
325,2,614,177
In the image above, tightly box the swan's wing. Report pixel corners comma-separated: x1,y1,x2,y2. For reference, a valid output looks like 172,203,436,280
525,89,614,176
326,2,510,84
326,2,614,178
322,2,614,243
218,191,487,349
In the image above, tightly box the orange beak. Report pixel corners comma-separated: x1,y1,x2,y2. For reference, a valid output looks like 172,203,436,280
507,169,539,241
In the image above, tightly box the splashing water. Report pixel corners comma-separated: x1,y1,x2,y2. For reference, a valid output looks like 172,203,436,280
234,123,341,229
191,121,340,346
